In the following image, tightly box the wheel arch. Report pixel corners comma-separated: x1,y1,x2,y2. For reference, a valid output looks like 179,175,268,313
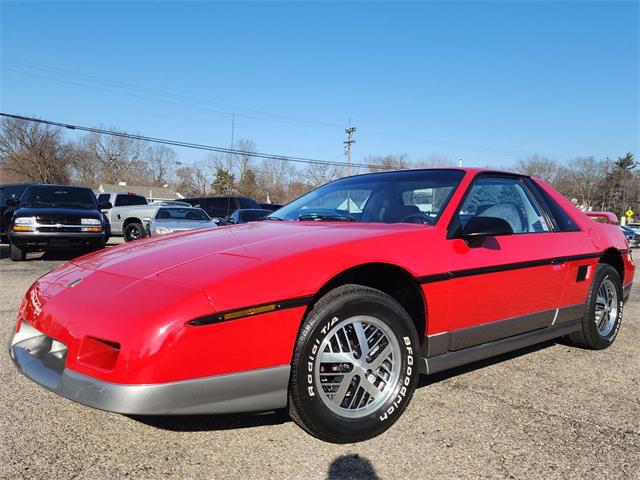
308,262,427,340
123,217,143,228
599,248,624,283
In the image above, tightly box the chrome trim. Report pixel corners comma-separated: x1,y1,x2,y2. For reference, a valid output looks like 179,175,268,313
10,325,290,415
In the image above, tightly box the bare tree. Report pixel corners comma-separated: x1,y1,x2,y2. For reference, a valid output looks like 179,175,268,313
0,117,71,183
145,144,179,186
514,156,560,183
303,162,346,187
174,162,211,197
83,129,148,184
365,154,411,173
415,154,455,168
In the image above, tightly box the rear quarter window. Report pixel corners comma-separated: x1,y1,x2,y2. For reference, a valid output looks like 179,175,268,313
527,180,580,232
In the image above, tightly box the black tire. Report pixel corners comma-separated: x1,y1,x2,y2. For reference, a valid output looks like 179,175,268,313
124,222,145,242
9,242,26,261
288,284,420,443
567,264,623,349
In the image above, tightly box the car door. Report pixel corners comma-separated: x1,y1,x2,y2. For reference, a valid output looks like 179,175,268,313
442,175,570,350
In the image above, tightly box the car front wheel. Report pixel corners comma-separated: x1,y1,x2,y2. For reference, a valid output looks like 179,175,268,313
288,284,420,443
567,263,623,349
9,242,26,261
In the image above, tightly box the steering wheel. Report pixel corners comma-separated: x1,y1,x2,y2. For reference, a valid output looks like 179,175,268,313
400,212,435,225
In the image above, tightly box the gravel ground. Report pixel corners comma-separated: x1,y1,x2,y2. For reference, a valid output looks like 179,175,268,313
0,241,638,479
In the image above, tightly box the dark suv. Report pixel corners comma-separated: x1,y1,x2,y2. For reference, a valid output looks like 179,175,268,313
6,184,111,261
182,196,260,223
0,183,33,243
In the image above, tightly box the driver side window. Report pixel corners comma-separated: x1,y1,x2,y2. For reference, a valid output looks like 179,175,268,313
458,178,551,234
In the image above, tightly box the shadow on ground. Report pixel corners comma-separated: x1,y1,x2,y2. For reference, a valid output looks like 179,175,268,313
130,409,292,432
133,340,558,434
327,454,379,480
0,243,122,261
419,339,556,387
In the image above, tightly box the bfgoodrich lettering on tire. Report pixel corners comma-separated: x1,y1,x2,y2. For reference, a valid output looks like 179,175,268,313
288,284,420,443
567,263,623,350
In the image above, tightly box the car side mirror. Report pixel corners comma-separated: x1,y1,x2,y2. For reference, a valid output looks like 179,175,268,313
142,217,152,223
461,216,513,245
5,198,18,207
99,201,112,210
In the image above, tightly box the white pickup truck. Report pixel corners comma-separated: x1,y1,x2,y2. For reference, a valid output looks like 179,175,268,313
96,192,151,241
97,192,189,241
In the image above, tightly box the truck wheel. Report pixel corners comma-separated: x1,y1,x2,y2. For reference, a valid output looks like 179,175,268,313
10,242,26,261
124,222,145,242
288,284,420,443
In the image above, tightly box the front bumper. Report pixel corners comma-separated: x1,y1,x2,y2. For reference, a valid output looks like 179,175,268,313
9,322,290,415
9,231,105,249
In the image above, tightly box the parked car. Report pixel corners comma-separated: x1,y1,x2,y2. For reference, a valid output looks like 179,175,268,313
148,200,192,207
625,222,640,233
0,183,33,243
620,225,640,248
6,184,110,261
97,192,150,240
143,206,216,237
224,208,273,225
9,168,634,443
182,195,260,223
259,203,283,212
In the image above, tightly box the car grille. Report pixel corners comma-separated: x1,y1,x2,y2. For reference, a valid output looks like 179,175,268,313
37,216,83,225
37,226,83,233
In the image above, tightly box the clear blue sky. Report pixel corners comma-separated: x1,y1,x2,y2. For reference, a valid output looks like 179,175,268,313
1,1,638,169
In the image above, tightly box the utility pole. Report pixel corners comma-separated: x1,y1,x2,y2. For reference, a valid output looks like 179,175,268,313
344,120,356,176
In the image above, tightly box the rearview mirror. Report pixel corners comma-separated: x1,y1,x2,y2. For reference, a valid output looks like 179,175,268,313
461,216,513,244
5,198,18,207
99,201,112,210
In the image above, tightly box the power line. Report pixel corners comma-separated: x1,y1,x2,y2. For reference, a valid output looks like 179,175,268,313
0,112,381,170
1,57,557,159
1,57,343,129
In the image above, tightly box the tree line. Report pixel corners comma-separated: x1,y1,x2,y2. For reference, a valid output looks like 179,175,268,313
0,116,636,215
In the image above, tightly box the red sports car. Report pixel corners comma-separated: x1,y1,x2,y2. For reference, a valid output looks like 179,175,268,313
10,168,634,443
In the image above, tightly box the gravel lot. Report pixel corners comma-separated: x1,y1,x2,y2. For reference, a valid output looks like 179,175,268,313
0,241,638,480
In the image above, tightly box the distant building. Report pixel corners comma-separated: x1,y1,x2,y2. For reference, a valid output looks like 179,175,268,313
97,182,183,202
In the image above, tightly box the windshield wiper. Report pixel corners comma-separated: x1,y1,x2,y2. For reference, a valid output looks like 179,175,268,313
298,214,355,222
263,216,284,221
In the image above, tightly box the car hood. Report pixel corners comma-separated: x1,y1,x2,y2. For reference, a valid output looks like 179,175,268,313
71,221,428,283
13,206,102,219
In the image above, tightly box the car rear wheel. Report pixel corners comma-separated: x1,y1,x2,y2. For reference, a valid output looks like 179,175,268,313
288,284,420,443
567,263,623,349
9,242,26,261
124,222,145,242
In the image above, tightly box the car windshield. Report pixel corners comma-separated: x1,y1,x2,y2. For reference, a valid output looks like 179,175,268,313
156,208,210,221
268,169,465,224
22,186,97,209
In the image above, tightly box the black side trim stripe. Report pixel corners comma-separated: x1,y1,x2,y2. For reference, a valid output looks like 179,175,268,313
422,304,584,358
421,319,581,375
187,296,313,326
418,252,602,284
